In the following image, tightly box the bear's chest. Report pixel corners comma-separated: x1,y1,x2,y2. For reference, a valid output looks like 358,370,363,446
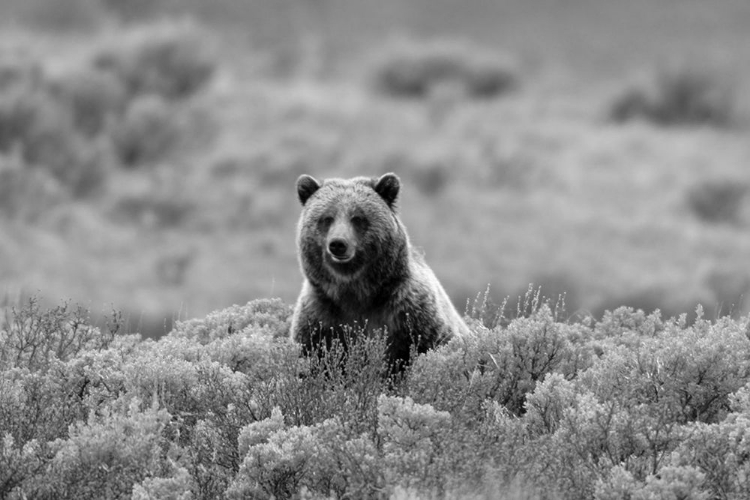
333,307,396,335
312,278,410,336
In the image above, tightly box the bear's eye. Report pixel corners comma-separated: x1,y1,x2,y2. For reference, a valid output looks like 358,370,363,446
319,216,334,227
351,216,368,228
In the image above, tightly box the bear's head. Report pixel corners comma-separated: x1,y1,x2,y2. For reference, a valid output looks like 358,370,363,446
295,173,408,296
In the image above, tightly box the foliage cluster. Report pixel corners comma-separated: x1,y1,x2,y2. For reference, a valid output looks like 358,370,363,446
686,179,749,225
609,64,737,127
4,294,750,499
0,20,215,213
367,38,519,100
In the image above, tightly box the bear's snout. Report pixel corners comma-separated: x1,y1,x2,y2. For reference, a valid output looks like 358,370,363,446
328,239,352,261
325,219,356,263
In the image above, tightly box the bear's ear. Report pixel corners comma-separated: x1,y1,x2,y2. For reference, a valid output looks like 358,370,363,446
297,175,321,205
374,173,400,208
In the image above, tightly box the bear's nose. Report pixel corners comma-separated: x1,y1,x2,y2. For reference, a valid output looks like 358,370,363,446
328,239,349,259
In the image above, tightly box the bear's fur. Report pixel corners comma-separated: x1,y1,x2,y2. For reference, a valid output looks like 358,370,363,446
290,172,469,366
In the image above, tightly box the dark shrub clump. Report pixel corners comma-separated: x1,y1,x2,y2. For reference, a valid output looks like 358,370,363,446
94,21,216,101
610,64,737,127
687,178,748,224
368,38,519,100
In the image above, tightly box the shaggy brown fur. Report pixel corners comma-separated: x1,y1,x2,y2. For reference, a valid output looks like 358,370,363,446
290,172,468,366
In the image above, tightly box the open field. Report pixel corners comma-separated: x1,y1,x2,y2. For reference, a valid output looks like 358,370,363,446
1,0,750,334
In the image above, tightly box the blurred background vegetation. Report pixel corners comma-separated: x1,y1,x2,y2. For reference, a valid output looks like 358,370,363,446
1,0,750,336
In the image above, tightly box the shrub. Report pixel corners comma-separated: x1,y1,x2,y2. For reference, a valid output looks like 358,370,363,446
385,147,452,196
0,85,107,197
261,326,392,430
0,85,69,155
131,465,194,500
585,314,750,424
49,67,128,137
670,415,750,499
0,433,44,499
0,369,72,482
24,0,103,32
99,0,167,23
594,289,688,322
94,21,216,100
666,385,750,499
154,250,195,287
0,24,219,199
368,38,518,99
230,413,382,500
230,397,458,499
595,464,709,500
116,340,259,496
230,414,320,499
0,57,44,92
0,353,128,496
171,299,292,344
610,64,737,127
523,313,750,498
41,399,172,499
10,294,750,498
0,296,115,371
111,95,182,166
0,155,66,222
407,301,590,420
378,395,453,489
686,179,748,224
113,192,195,228
524,373,577,436
33,134,108,199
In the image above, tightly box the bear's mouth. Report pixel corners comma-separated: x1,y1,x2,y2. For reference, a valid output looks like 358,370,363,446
325,253,356,269
329,253,353,264
324,251,362,277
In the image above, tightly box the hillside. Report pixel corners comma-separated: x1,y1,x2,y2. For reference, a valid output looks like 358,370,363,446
0,0,750,334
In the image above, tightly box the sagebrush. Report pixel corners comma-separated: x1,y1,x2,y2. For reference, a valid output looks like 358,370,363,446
3,295,750,499
0,20,216,203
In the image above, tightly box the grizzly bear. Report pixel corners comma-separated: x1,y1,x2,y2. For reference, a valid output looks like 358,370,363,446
290,172,469,367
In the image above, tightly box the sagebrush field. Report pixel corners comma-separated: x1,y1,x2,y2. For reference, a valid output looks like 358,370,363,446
2,1,750,497
4,293,750,499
